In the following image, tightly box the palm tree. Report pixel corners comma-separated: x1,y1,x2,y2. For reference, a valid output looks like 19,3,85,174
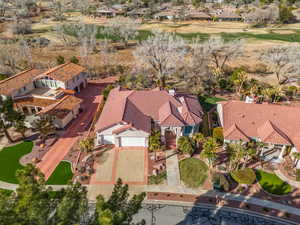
0,97,23,143
201,137,218,169
79,137,95,153
192,132,205,149
292,152,300,168
149,130,162,160
34,115,55,142
15,118,27,139
232,70,248,96
177,136,195,157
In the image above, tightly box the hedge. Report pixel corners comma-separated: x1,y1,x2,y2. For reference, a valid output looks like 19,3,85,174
296,169,300,182
230,168,256,185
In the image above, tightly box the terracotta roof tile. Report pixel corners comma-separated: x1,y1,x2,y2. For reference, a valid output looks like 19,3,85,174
95,87,203,133
224,123,250,141
220,101,300,150
41,95,82,119
0,69,43,96
38,62,85,82
13,96,58,108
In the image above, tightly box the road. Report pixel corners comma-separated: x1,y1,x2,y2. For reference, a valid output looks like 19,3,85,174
132,203,296,225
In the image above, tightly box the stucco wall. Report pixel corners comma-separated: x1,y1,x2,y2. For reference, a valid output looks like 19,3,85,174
216,103,223,127
65,72,87,90
34,79,66,89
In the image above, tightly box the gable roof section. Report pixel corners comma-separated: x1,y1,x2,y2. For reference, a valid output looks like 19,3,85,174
257,120,290,145
39,95,82,119
220,101,300,150
159,101,185,126
224,123,249,141
38,62,85,82
0,69,43,96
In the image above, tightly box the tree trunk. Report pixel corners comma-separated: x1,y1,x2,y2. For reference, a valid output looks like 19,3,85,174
3,128,14,143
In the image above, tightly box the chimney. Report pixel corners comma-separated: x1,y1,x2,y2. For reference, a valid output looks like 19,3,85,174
245,96,254,104
168,89,175,96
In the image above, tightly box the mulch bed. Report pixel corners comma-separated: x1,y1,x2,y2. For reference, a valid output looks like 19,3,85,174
147,192,300,224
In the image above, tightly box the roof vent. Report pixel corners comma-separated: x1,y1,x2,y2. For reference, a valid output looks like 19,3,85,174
168,89,175,96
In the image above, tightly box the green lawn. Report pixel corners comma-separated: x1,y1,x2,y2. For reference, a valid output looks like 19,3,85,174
0,141,33,184
46,161,73,185
179,158,208,188
256,170,292,195
198,95,226,112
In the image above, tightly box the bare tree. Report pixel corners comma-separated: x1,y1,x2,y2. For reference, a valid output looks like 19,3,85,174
201,36,244,73
71,0,91,15
54,24,74,47
104,16,140,47
50,0,65,21
260,45,300,85
0,0,8,17
9,19,32,34
133,31,187,87
242,4,279,25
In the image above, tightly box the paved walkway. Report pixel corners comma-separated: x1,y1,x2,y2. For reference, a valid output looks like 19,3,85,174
275,169,300,189
0,180,67,191
166,151,181,186
38,83,104,180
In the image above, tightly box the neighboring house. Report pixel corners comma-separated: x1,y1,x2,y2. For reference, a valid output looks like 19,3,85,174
94,87,204,148
217,100,300,168
0,62,87,128
210,8,242,21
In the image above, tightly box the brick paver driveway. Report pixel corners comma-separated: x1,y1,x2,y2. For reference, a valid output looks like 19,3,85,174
90,147,148,185
38,83,105,180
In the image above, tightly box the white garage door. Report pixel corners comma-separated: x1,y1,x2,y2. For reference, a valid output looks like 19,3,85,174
102,135,115,145
120,137,146,147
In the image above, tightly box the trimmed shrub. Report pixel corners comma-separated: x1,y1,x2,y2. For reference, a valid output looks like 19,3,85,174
212,173,230,191
213,127,224,144
296,169,300,182
230,168,256,185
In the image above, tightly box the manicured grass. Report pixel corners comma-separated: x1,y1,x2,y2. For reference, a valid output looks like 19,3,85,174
46,161,73,185
0,141,33,184
198,95,226,112
256,170,292,195
179,158,208,188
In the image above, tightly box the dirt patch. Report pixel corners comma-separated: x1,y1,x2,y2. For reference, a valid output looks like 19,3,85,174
271,30,296,34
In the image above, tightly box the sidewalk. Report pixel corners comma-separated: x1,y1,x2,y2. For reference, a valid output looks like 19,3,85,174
275,169,300,189
0,180,67,191
166,151,181,186
146,185,300,216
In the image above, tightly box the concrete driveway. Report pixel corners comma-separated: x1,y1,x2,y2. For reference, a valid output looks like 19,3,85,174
88,148,148,200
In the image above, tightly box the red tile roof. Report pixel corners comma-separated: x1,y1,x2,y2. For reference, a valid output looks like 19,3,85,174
220,101,300,150
224,123,250,142
0,69,43,96
38,62,85,82
95,87,203,133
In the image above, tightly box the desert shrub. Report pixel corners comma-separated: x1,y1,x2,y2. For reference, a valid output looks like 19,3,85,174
230,168,256,185
10,20,32,35
212,173,230,191
102,84,114,101
296,169,300,182
148,171,167,185
70,56,79,64
213,127,223,144
56,55,65,65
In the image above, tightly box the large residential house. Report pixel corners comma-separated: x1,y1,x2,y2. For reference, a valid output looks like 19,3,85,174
94,87,204,148
0,62,87,128
217,100,300,168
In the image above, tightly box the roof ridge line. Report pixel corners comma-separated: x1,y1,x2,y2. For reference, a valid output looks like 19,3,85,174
0,69,35,84
43,62,71,75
